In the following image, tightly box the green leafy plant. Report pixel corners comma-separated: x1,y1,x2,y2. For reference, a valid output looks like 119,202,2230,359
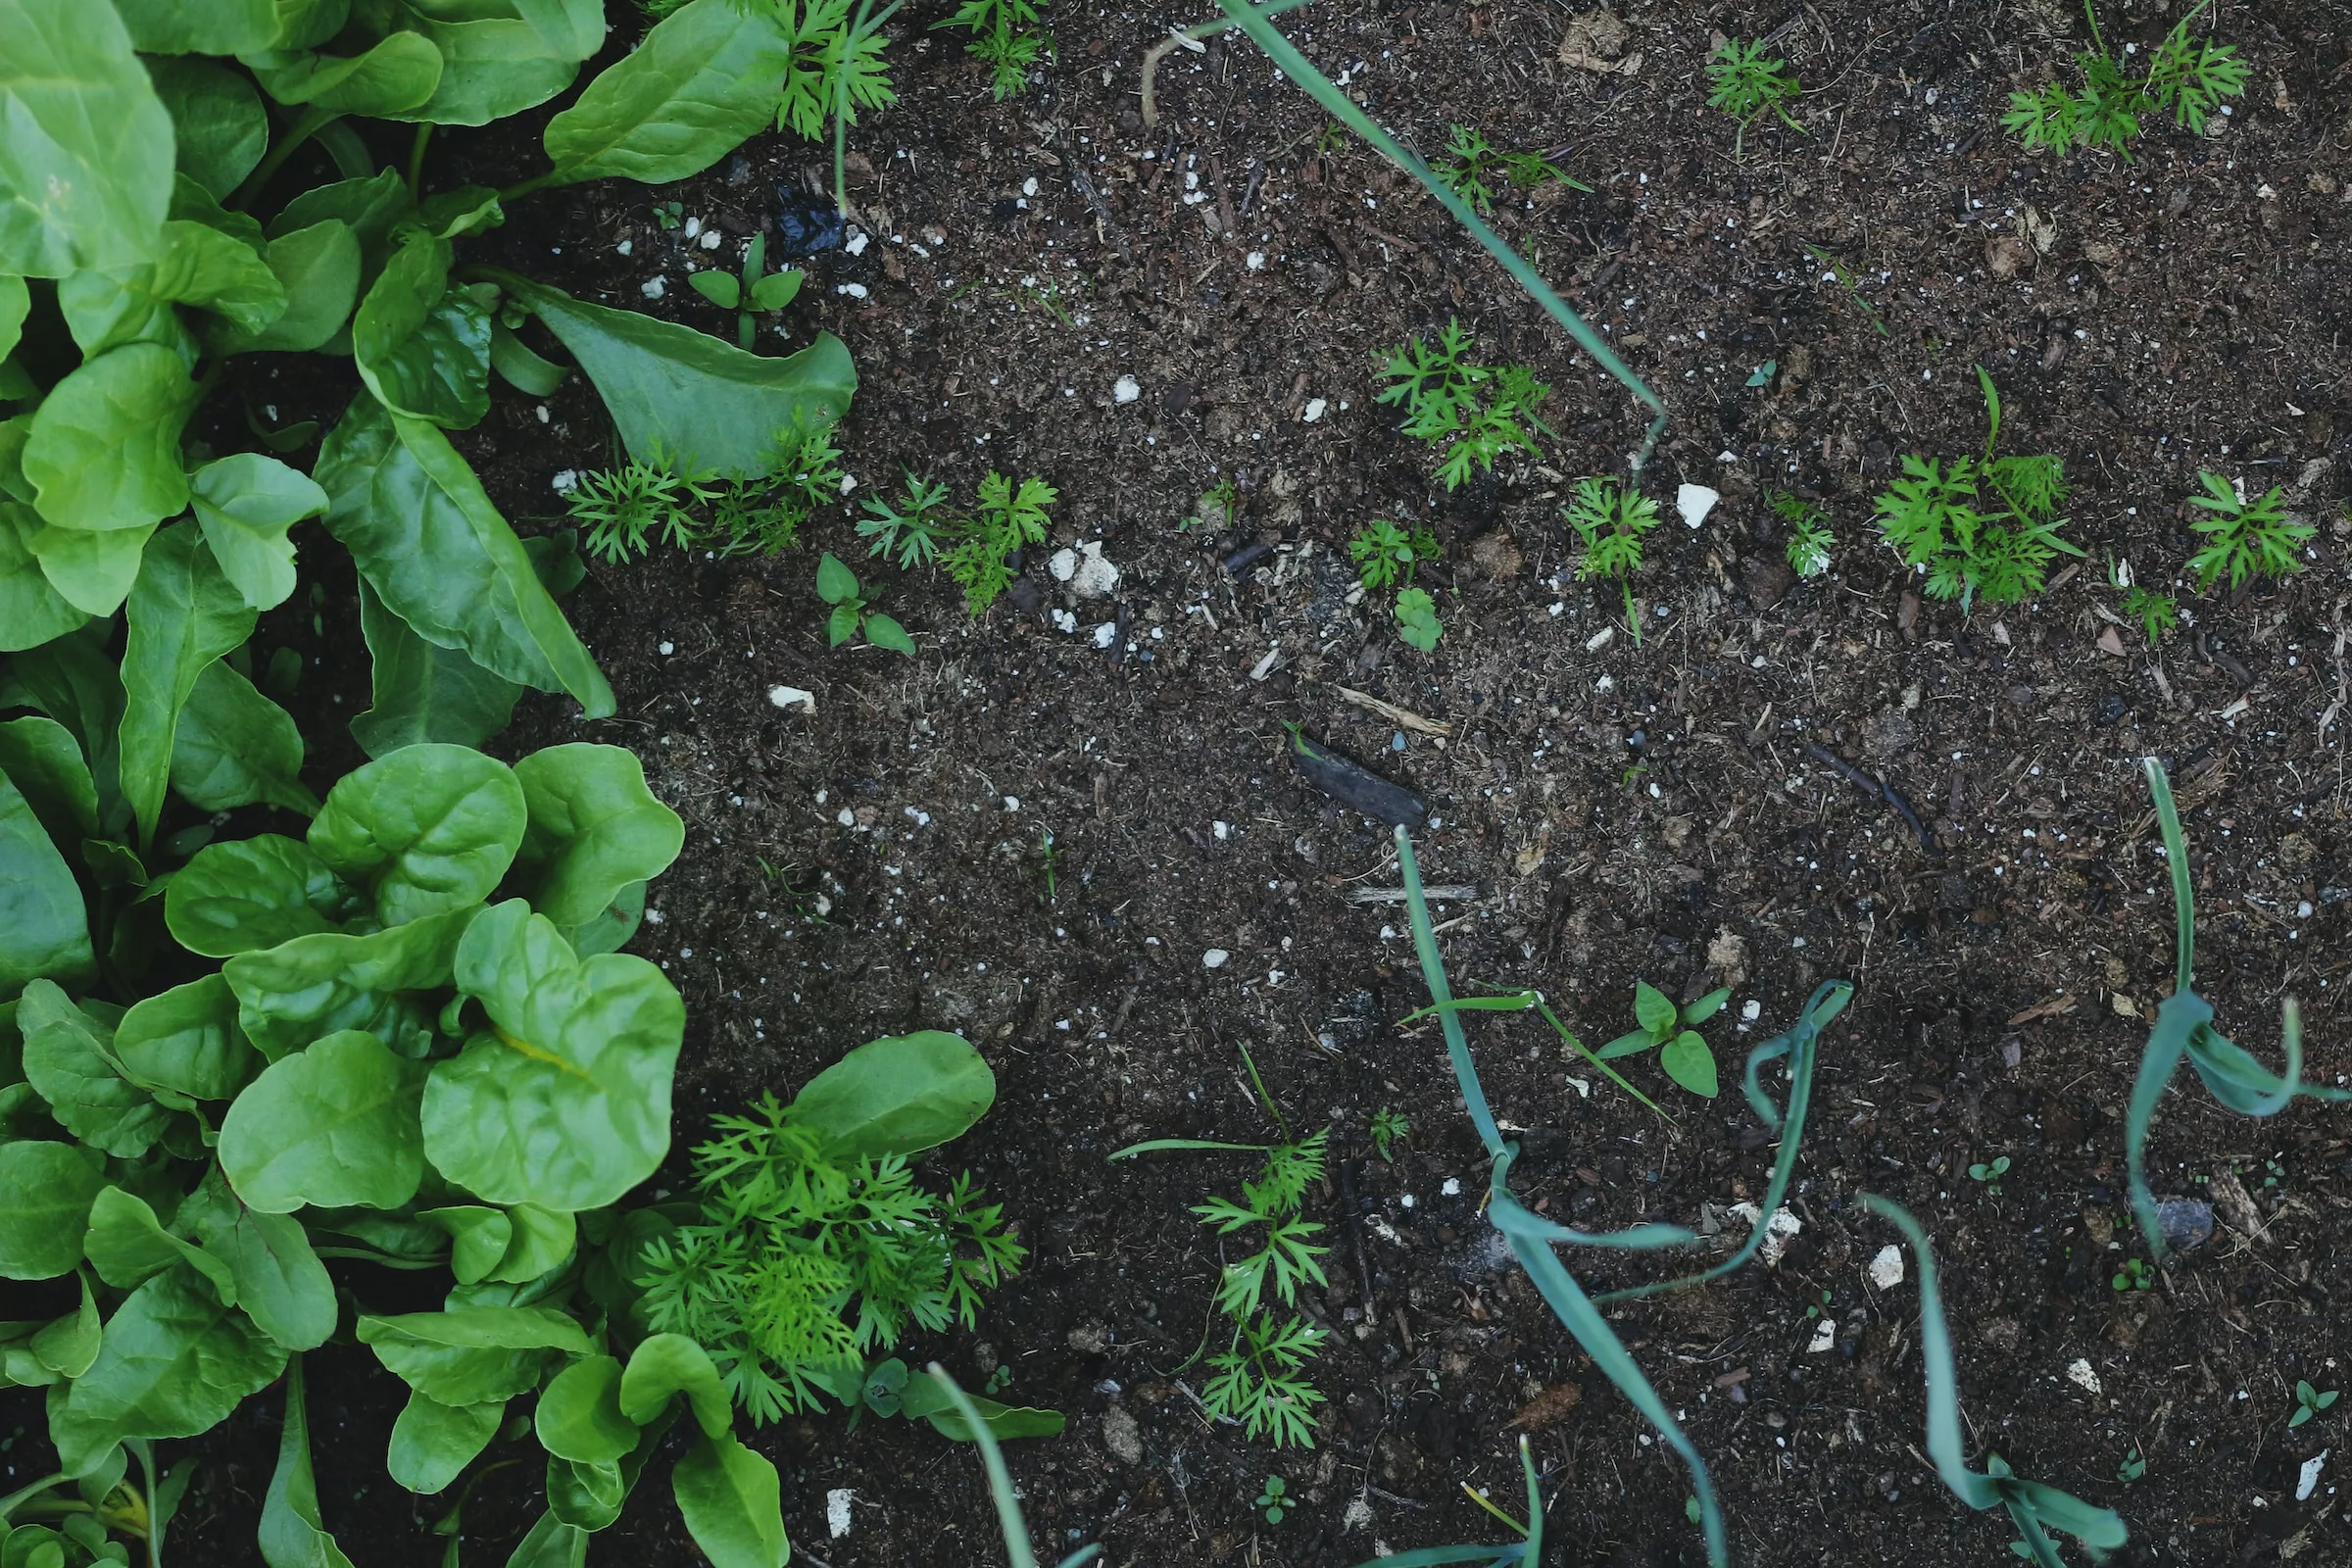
2110,1254,2152,1293
1566,475,1662,643
1433,126,1586,217
1804,243,1890,337
1255,1475,1289,1525
1966,1154,2011,1196
1374,320,1553,490
944,472,1057,615
565,411,847,562
2290,1380,2339,1429
2184,472,2311,593
1772,491,1834,578
1706,39,1805,155
2121,584,2178,644
1034,826,1060,904
941,0,1052,98
687,230,806,351
1596,981,1730,1099
568,448,719,564
1871,368,2082,611
814,553,916,654
1348,520,1445,651
858,472,957,567
2117,1446,2147,1484
653,199,686,229
2126,759,2349,1260
1183,477,1241,532
2003,1,2248,159
1369,1106,1408,1160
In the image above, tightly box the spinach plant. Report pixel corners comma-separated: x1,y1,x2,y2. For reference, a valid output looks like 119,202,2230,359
1597,980,1730,1099
815,553,916,654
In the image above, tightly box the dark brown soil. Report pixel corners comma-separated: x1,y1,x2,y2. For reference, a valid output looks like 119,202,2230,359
16,1,2352,1564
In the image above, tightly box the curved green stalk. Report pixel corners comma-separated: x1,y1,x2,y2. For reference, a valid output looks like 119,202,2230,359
931,1366,1102,1568
230,105,344,211
1212,0,1668,472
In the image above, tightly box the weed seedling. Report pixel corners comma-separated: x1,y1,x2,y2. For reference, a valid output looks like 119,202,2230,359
1872,368,2082,611
945,471,1057,614
688,230,806,351
1434,125,1587,217
815,553,916,654
567,448,715,564
1804,244,1890,337
1035,827,1059,904
2117,1446,2147,1484
858,472,957,568
1567,475,1661,644
1349,519,1445,650
985,1364,1014,1396
2109,560,2180,644
1255,1476,1289,1524
1369,1106,1409,1161
2003,1,2248,161
2110,1255,2153,1294
2289,1381,2339,1429
653,199,684,229
941,0,1051,98
1803,1288,1832,1320
2184,471,2311,593
1771,491,1834,578
1597,980,1730,1098
1183,477,1240,532
1706,38,1805,155
1967,1154,2010,1196
1374,319,1552,490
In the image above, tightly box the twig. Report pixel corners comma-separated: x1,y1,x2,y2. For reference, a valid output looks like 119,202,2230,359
1067,169,1134,264
1336,685,1452,735
1347,884,1481,905
1338,1152,1378,1318
1141,22,1215,129
1799,739,1937,855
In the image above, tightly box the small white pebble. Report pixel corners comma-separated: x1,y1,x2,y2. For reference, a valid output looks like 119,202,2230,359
699,229,721,250
658,641,674,656
836,808,856,827
1112,374,1142,404
551,469,578,493
846,230,870,256
640,276,664,299
1003,796,1020,811
2067,1358,2102,1396
682,216,702,239
1302,397,1327,422
1398,1194,1416,1209
1440,1178,1461,1197
1806,1318,1837,1353
765,685,815,714
1022,176,1040,196
827,1490,853,1539
1092,621,1117,648
1246,251,1266,270
615,239,632,257
1202,948,1230,969
836,282,869,299
1868,1245,1905,1290
534,406,549,423
1740,999,1762,1021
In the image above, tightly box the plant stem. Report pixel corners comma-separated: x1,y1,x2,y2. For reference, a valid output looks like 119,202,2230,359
229,105,343,211
406,122,432,202
497,168,562,205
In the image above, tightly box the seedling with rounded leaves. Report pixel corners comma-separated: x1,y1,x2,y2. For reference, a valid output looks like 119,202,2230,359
1395,586,1443,652
2111,1255,2152,1293
688,231,806,352
1256,1476,1289,1524
2289,1381,2338,1429
2184,472,2310,593
1567,475,1661,643
2117,1446,2147,1484
815,553,916,654
1597,980,1729,1099
1967,1154,2010,1196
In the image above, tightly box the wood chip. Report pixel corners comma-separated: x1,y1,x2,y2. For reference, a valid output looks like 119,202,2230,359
2005,994,2079,1026
1504,1383,1584,1432
1335,686,1452,736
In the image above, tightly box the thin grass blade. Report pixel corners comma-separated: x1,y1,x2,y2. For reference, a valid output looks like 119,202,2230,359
2141,757,2195,993
1106,1139,1272,1159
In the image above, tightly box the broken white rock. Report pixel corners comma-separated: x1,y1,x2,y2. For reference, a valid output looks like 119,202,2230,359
1727,1201,1801,1265
1092,621,1117,649
845,229,870,256
2066,1358,2102,1396
2296,1449,2328,1502
766,685,816,714
1806,1318,1837,1353
1341,1496,1374,1534
1677,482,1720,529
1112,374,1142,404
640,275,664,299
826,1490,854,1539
1049,540,1122,598
1202,948,1230,969
836,281,869,299
551,469,579,493
1868,1245,1905,1290
1303,397,1327,422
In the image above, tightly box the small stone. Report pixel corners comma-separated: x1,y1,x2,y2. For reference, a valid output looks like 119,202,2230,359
640,275,665,299
2066,1357,2102,1396
1980,1317,2021,1353
1202,948,1230,969
835,281,868,298
2297,1450,2328,1502
1092,621,1117,649
1302,397,1327,422
827,1490,854,1539
1728,1201,1800,1265
1806,1318,1837,1353
1868,1245,1905,1290
2156,1198,2215,1250
1066,1321,1109,1354
1676,482,1720,528
766,685,816,714
1112,374,1142,404
1102,1404,1144,1466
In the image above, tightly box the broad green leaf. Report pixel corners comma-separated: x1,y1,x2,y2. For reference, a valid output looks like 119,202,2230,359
561,877,644,958
423,900,681,1210
503,1511,587,1568
166,834,347,957
0,1140,104,1279
672,1432,787,1568
119,522,258,849
0,714,100,843
1659,1032,1718,1098
179,1176,335,1350
355,1305,590,1405
168,169,265,246
419,1204,512,1285
190,453,327,612
115,973,261,1102
0,0,173,276
509,278,854,480
510,744,683,929
0,271,24,358
387,1389,502,1494
814,552,857,603
899,1377,1066,1441
116,0,281,54
19,980,168,1156
0,776,94,998
82,1186,236,1300
6,620,125,831
687,270,738,309
617,1333,728,1437
257,1356,357,1568
57,220,285,357
310,742,524,925
513,0,607,60
83,833,147,890
790,1031,994,1159
749,270,801,311
269,170,409,282
862,612,915,656
51,1265,286,1476
547,1451,626,1531
146,58,270,198
26,517,159,618
1632,981,1677,1038
489,321,566,395
536,1354,635,1463
491,1202,574,1283
223,904,473,1058
219,1029,426,1212
246,31,444,117
351,577,520,757
317,400,614,717
1683,987,1732,1025
208,219,362,355
352,232,491,429
172,659,320,815
416,182,505,241
23,342,197,533
384,16,584,127
542,0,790,184
0,501,90,649
30,1270,103,1376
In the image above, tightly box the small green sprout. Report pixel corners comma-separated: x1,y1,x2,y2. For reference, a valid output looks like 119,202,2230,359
1349,520,1444,651
1804,243,1890,337
858,471,957,568
652,199,683,229
814,553,916,654
2184,471,2312,593
1183,477,1240,532
2289,1380,2339,1429
1566,475,1662,644
1771,491,1834,578
1804,1288,1832,1320
941,0,1050,99
1596,980,1729,1099
1433,124,1587,217
566,449,714,564
985,1364,1013,1395
1255,1475,1289,1524
1966,1154,2011,1196
1394,587,1442,652
1373,318,1551,490
1705,38,1805,155
944,471,1056,615
2116,1446,2147,1484
2111,1255,2153,1294
1035,827,1059,904
1369,1106,1408,1161
686,229,804,351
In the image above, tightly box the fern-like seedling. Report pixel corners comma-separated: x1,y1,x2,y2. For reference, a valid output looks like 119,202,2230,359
1375,319,1548,490
2184,471,2310,593
858,471,957,568
2003,1,2248,161
1705,38,1805,156
944,470,1056,614
1434,125,1585,217
1771,491,1834,578
1566,474,1660,643
566,446,717,564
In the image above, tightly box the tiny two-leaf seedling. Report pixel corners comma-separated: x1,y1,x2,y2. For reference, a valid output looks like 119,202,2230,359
816,553,917,654
2288,1381,2338,1429
1597,981,1730,1098
2111,1255,2153,1294
1967,1154,2011,1197
687,230,805,351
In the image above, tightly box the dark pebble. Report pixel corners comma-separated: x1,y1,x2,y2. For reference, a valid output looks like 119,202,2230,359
2156,1197,2215,1250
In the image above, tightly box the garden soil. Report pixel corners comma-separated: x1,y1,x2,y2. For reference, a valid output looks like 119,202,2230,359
19,0,2352,1564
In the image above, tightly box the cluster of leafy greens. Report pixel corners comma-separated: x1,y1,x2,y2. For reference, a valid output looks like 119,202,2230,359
2003,0,2248,159
1870,368,2082,612
1565,473,1660,642
630,1032,1052,1439
942,472,1058,614
1348,519,1443,651
1432,126,1585,218
1704,38,1805,156
940,0,1054,99
1374,319,1554,491
1770,490,1834,579
2183,470,2310,593
566,410,848,564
